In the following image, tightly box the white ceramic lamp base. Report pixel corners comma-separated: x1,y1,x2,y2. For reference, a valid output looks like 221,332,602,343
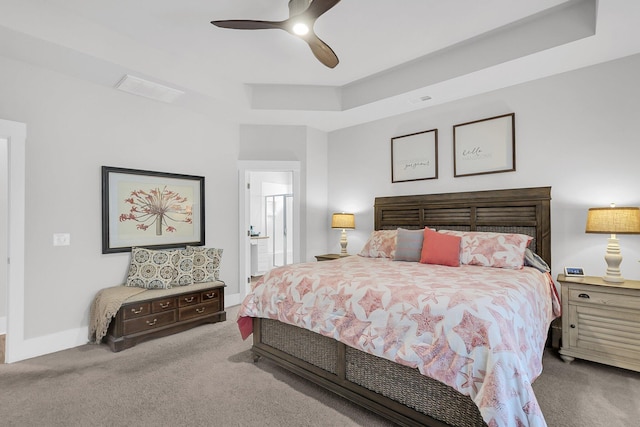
603,235,624,283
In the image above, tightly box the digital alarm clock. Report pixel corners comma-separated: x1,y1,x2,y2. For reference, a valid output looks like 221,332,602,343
564,267,585,277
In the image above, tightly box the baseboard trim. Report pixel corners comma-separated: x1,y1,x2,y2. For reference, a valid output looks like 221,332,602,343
7,326,88,363
6,293,244,363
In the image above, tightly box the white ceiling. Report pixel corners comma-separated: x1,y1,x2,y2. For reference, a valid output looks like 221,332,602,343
1,0,640,131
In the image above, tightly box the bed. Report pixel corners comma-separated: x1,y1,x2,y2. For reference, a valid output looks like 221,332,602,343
237,187,558,427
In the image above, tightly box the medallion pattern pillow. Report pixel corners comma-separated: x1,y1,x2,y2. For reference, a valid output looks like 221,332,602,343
188,246,223,282
126,247,176,289
171,249,194,286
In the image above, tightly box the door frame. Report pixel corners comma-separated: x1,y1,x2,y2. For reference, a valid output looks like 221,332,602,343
1,119,26,363
238,161,300,297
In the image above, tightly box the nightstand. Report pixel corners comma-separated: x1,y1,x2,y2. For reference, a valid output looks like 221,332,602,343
557,274,640,372
315,254,350,261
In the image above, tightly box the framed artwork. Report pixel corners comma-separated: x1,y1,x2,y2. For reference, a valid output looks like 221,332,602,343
453,113,515,177
391,128,438,183
102,166,205,254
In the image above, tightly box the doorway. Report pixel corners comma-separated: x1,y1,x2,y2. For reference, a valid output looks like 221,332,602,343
1,119,26,364
238,161,300,298
0,136,7,363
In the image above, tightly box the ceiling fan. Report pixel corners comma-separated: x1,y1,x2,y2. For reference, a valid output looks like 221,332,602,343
211,0,341,68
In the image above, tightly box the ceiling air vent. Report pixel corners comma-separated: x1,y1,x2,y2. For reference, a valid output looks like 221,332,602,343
409,95,432,105
115,75,184,104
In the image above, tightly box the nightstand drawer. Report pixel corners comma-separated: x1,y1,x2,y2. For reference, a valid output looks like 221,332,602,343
568,289,640,310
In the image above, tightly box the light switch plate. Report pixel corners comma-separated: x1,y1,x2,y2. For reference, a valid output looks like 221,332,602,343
53,233,70,246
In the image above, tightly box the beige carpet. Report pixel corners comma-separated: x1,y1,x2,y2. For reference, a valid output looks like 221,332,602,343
0,306,638,427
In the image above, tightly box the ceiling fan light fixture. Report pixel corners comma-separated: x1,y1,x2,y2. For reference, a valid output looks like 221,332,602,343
210,0,341,68
292,22,309,35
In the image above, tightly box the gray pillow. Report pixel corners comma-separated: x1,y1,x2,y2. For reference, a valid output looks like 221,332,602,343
393,228,424,262
524,248,550,273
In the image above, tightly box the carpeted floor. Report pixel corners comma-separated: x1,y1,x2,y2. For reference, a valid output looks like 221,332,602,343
0,305,638,427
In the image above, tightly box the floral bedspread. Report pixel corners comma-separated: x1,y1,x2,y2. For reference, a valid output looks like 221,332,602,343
237,256,560,427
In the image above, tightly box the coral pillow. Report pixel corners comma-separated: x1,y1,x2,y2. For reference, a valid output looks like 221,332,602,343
358,230,397,258
438,230,532,269
420,228,461,267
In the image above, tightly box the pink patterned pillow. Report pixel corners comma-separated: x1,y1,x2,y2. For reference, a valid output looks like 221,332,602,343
358,230,397,258
438,230,532,269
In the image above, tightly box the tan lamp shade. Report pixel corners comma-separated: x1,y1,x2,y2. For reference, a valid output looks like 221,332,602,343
331,213,355,229
585,207,640,234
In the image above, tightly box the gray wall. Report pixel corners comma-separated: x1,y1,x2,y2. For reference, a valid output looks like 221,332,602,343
0,54,239,340
327,53,640,281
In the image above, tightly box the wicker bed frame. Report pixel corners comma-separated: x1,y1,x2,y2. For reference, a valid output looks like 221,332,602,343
251,187,552,427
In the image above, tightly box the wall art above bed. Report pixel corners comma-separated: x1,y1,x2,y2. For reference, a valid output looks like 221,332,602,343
453,112,515,177
101,166,205,254
391,128,438,183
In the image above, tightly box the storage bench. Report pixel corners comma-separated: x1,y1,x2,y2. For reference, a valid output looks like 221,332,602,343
104,281,226,352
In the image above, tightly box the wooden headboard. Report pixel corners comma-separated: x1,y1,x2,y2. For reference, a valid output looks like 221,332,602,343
374,186,551,266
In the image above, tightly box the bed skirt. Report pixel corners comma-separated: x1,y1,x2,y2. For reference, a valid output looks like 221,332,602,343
253,317,486,427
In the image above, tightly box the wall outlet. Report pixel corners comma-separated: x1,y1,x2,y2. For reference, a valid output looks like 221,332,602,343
53,233,70,246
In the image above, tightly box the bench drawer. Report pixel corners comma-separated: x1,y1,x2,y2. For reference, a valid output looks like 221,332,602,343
179,301,220,322
122,302,151,320
123,311,176,335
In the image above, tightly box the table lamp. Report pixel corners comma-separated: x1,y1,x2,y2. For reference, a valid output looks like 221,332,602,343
331,213,355,256
585,204,640,283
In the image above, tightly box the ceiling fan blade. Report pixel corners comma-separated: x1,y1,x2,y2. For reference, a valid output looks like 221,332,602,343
211,20,286,31
303,0,341,19
303,32,339,68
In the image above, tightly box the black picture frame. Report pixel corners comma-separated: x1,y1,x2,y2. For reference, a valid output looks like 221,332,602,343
391,128,439,183
101,166,205,254
453,113,515,177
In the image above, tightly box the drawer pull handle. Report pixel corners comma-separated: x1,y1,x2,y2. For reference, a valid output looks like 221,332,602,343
146,319,158,326
196,308,206,314
206,292,216,298
570,324,576,328
160,302,171,309
131,307,144,314
184,297,195,303
578,293,590,299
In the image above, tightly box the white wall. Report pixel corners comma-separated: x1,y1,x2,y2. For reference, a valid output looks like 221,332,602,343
0,55,239,347
328,53,640,282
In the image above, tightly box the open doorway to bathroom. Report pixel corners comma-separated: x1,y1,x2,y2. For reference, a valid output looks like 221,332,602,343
238,161,300,298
